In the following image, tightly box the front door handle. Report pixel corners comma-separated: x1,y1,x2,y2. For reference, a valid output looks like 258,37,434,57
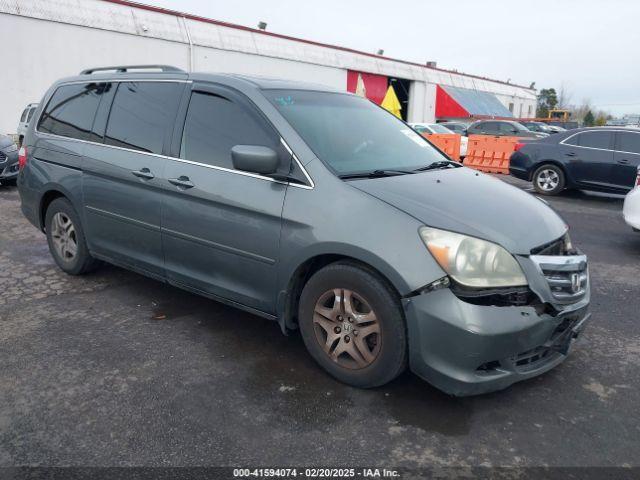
565,152,577,157
132,168,155,180
617,158,630,164
168,176,195,189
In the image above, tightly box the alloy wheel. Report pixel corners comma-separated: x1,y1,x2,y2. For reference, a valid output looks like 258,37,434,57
50,212,78,261
536,169,560,191
313,288,381,369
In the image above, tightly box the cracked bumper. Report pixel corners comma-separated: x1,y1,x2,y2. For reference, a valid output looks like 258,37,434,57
403,288,590,396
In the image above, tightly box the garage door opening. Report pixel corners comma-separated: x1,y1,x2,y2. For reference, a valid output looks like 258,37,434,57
347,70,412,121
389,77,410,121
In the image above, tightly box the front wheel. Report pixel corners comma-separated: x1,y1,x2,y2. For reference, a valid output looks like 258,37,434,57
532,164,565,195
298,262,407,388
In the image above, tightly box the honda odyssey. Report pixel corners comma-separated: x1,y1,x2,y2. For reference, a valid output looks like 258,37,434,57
18,66,591,395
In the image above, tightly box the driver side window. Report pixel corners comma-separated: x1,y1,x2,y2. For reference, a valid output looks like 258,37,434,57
180,91,280,169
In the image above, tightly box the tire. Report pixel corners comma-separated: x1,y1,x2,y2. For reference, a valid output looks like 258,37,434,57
298,261,407,388
532,164,565,195
45,197,100,275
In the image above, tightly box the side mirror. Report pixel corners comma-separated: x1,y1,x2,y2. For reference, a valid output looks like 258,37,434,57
231,145,279,175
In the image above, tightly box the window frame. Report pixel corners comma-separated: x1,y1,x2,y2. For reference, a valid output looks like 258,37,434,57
33,78,314,189
170,82,312,189
614,131,640,155
103,80,186,156
35,83,105,142
561,131,614,151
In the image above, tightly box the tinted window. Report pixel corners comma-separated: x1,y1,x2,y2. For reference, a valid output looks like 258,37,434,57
577,131,612,149
181,91,278,169
20,108,28,123
499,122,517,133
616,132,640,154
38,83,105,140
26,107,37,122
481,122,498,133
105,82,183,154
267,90,445,175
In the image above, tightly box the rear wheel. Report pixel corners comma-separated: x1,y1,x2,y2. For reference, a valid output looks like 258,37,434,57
533,164,565,195
298,262,407,388
45,198,100,275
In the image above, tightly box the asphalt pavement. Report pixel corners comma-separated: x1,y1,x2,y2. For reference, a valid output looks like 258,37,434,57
0,177,638,470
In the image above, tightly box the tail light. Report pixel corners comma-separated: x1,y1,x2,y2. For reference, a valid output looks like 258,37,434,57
18,146,27,169
514,142,525,152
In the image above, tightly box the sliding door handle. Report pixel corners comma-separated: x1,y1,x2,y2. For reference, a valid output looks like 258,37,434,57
131,168,155,180
168,176,195,189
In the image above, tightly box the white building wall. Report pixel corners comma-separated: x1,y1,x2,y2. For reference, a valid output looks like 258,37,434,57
0,0,537,134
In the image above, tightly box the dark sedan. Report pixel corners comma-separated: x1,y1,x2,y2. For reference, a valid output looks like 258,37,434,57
467,120,546,138
0,134,19,186
510,127,640,195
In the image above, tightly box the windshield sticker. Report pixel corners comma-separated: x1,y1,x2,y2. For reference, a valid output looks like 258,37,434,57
401,129,427,147
274,96,294,107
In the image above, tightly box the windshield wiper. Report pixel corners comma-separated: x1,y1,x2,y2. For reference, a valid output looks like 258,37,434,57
338,169,415,180
413,160,461,172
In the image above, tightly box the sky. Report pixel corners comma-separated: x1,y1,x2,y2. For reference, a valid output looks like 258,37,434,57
149,0,640,116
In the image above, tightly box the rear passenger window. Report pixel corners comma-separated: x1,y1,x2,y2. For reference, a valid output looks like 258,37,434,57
104,82,183,155
577,131,612,149
27,107,36,122
38,83,104,141
180,91,277,169
20,109,28,122
616,132,640,154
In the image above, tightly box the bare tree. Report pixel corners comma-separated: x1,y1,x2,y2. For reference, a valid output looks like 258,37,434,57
557,83,574,109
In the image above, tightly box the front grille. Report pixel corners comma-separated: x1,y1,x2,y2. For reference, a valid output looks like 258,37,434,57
0,151,6,162
530,254,588,304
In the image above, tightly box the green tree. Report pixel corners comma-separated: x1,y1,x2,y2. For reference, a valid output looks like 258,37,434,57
536,88,558,118
584,110,595,126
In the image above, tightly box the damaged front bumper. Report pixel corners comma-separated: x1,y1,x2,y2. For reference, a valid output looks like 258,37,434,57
404,288,590,396
403,252,591,396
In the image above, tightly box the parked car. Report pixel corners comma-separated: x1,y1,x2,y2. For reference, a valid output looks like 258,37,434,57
510,127,640,195
18,66,590,396
467,120,548,138
438,122,468,135
521,121,553,134
622,168,640,231
546,125,567,134
467,120,547,138
409,122,468,157
17,103,38,147
0,134,19,185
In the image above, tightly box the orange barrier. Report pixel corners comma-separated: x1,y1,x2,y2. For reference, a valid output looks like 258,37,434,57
421,133,461,162
462,135,521,174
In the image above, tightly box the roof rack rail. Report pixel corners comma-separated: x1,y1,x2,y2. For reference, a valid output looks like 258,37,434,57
80,65,185,75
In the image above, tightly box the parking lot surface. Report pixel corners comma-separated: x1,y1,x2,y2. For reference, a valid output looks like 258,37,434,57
1,177,639,468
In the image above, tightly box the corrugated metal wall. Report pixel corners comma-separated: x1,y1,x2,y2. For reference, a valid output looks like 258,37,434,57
0,0,537,134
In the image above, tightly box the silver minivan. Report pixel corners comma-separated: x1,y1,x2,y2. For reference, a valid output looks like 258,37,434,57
17,66,591,395
17,103,38,147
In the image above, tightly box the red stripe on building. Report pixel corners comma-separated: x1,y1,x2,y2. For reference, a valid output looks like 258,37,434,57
435,85,469,119
346,71,388,105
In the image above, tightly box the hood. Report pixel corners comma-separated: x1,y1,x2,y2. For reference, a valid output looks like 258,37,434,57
0,134,14,149
351,167,566,255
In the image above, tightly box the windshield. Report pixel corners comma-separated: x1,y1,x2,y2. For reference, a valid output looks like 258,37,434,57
267,90,446,175
428,124,453,134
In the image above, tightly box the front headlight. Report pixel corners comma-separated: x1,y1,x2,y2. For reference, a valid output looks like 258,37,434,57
419,226,527,288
